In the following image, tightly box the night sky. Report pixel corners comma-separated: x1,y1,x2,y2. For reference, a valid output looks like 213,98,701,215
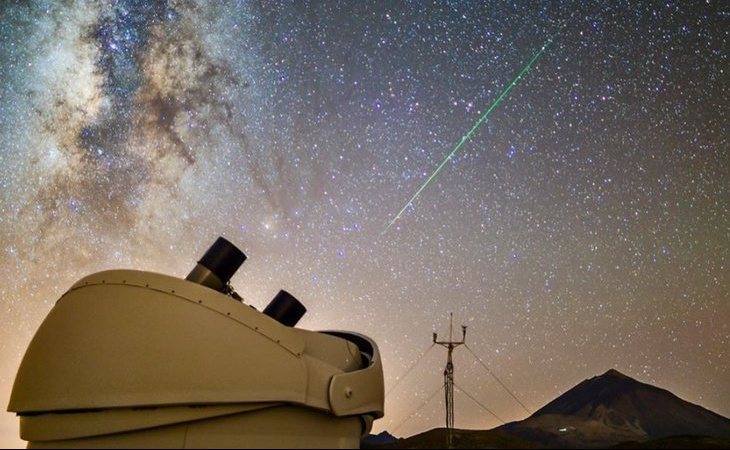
1,0,727,446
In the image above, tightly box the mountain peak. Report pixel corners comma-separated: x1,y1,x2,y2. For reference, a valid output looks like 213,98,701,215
530,369,642,420
601,368,631,379
523,369,730,443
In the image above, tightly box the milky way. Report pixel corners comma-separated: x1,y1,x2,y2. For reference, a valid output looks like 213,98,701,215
0,1,727,445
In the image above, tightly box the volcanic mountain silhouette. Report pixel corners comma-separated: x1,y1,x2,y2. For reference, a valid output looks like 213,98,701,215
495,369,730,448
372,369,730,449
525,369,730,438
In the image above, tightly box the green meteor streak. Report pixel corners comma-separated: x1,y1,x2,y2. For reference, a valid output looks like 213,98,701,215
383,25,566,235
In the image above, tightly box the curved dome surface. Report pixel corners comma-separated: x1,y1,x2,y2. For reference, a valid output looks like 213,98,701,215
8,270,378,417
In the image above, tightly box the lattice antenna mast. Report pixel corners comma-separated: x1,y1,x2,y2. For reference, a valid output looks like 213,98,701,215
433,312,467,449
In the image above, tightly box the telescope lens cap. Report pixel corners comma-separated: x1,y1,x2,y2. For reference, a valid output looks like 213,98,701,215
198,237,247,283
263,290,307,327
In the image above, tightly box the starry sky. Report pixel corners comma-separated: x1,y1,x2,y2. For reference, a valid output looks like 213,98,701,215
0,0,727,446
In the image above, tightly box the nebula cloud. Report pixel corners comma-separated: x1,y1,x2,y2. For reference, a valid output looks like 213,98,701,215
8,0,255,266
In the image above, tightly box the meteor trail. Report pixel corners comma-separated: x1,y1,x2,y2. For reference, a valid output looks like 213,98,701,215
383,24,568,235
